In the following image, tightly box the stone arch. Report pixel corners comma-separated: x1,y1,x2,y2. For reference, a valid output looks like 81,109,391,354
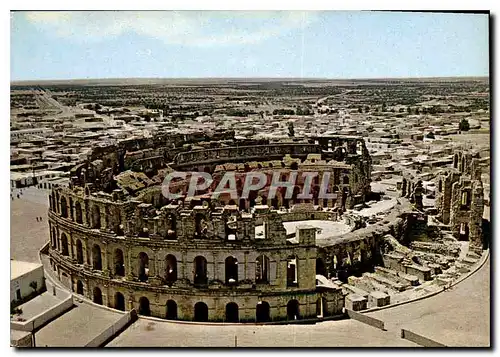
92,244,102,270
287,299,300,320
194,302,208,322
76,280,84,295
114,249,125,277
256,255,270,283
76,239,84,264
194,256,208,285
75,202,83,224
166,300,178,320
138,297,151,316
60,233,69,256
93,287,103,305
138,252,149,282
92,204,101,229
60,196,68,218
225,302,239,322
256,301,271,322
165,254,177,285
115,292,125,311
225,256,238,285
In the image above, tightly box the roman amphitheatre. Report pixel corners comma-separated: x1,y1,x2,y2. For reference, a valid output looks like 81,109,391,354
45,129,487,324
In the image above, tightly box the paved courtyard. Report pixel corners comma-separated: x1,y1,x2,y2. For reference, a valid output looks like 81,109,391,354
14,291,64,321
107,318,416,347
11,187,50,263
367,255,490,347
35,301,125,347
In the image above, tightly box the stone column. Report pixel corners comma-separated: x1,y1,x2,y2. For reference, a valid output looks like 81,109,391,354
103,244,110,276
83,240,90,267
126,247,133,280
100,209,107,230
69,234,74,260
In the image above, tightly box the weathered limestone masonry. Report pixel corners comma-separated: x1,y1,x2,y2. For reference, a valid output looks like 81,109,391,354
47,133,372,323
435,150,484,251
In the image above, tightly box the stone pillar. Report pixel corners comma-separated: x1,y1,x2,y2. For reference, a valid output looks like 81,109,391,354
103,245,110,276
126,248,133,280
100,209,107,230
181,251,187,281
69,234,74,260
213,252,218,281
83,240,90,267
247,258,256,282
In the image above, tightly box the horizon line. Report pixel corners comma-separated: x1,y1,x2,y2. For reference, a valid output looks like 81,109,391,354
11,75,489,85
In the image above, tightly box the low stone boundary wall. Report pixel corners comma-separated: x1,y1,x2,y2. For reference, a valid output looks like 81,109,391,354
345,309,385,330
85,309,138,347
279,211,338,223
11,295,73,332
401,328,446,347
11,330,33,347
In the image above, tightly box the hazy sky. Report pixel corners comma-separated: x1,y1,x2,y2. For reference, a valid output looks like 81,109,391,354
10,11,489,81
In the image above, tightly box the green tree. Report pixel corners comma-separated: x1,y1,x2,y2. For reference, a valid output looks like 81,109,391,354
288,122,295,137
459,118,470,131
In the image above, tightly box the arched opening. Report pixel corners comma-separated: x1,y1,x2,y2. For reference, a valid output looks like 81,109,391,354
76,239,83,264
194,302,209,322
61,233,69,256
60,196,68,218
343,176,349,185
316,258,327,276
438,180,443,193
76,280,84,295
138,297,151,316
287,255,298,287
93,287,103,305
166,214,177,239
75,202,83,224
459,223,470,241
138,252,149,282
92,244,102,270
290,162,299,170
225,256,238,285
287,299,300,320
114,249,125,277
165,254,177,285
256,255,270,283
166,300,178,320
453,154,458,168
194,213,207,238
194,256,208,285
256,301,271,323
92,205,101,229
225,302,239,322
115,292,125,311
